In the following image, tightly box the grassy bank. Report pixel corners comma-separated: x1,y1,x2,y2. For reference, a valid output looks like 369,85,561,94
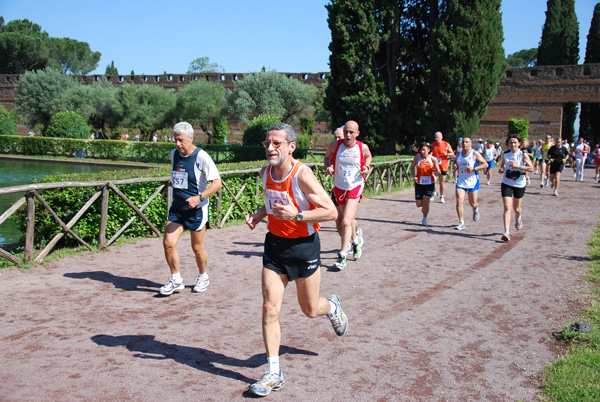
540,221,600,401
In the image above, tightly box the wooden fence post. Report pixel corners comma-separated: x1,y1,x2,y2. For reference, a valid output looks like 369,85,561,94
98,185,109,249
24,191,35,261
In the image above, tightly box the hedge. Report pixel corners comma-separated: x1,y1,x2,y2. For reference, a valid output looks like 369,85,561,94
0,135,308,163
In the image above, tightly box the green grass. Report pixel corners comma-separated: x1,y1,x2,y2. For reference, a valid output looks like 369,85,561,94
540,223,600,401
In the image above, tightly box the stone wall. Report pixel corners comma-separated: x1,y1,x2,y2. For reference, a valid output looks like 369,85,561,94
2,64,599,142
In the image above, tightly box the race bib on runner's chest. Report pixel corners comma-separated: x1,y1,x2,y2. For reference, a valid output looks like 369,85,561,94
419,176,432,185
265,189,289,214
172,171,188,189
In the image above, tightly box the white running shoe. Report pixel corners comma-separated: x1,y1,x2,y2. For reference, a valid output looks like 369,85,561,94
159,278,184,296
486,181,490,186
439,195,445,203
249,371,285,396
455,222,466,230
473,208,480,222
430,192,436,202
422,217,428,226
193,274,210,293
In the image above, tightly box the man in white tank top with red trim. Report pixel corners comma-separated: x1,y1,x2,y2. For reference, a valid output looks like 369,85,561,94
324,120,372,270
245,123,348,397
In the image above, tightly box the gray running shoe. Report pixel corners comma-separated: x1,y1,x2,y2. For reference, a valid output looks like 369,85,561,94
356,227,363,246
333,252,347,270
327,295,348,336
159,278,184,296
422,217,428,227
515,218,523,230
193,274,210,293
473,208,480,222
249,371,284,396
455,222,466,231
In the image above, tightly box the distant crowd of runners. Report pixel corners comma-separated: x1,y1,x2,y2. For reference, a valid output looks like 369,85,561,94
411,132,599,242
151,120,598,397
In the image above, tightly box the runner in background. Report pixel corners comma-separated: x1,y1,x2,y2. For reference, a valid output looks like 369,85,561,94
592,144,600,182
330,126,363,255
324,120,372,270
574,137,591,181
498,134,533,242
547,137,569,196
453,137,488,231
521,138,534,186
409,142,441,226
431,131,455,203
540,134,553,188
483,140,498,186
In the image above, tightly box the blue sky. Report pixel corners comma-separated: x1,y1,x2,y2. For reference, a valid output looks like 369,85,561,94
1,0,597,75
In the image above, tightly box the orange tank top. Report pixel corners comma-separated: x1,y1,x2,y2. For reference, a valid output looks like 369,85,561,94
263,161,320,238
415,155,435,185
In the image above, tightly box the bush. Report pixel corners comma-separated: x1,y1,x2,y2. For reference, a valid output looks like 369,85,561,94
508,118,530,139
46,111,91,139
0,107,17,136
242,114,280,146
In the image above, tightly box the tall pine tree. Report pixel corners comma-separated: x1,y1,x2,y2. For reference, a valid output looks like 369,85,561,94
325,0,505,153
537,0,579,141
579,3,600,145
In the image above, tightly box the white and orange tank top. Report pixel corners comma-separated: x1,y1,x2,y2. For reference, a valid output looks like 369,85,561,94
331,140,365,190
263,161,319,239
415,155,435,185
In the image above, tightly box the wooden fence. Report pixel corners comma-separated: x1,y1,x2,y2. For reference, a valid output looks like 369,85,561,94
0,158,413,265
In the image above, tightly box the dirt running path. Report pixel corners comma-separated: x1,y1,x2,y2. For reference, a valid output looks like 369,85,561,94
1,172,597,401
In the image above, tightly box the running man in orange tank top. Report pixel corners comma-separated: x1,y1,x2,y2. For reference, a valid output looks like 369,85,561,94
245,123,348,397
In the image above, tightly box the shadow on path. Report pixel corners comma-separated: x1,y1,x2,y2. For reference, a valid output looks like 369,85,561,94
91,334,317,386
64,271,161,292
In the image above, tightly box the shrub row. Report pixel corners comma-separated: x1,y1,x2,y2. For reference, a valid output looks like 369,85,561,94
0,135,308,163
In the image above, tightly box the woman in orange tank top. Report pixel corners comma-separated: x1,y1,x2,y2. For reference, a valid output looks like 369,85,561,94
409,142,441,226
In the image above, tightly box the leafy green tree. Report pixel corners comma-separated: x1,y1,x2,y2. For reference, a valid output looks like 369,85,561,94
186,57,224,73
227,70,314,124
506,48,538,67
508,118,530,138
0,106,18,135
538,0,579,141
46,111,91,139
14,67,78,130
105,60,119,75
0,19,50,73
242,114,280,146
326,0,505,154
212,115,228,144
47,37,101,75
579,3,600,145
56,78,116,133
112,84,176,140
175,80,226,143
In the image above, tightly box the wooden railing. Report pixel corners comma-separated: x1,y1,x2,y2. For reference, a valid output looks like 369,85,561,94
0,158,412,265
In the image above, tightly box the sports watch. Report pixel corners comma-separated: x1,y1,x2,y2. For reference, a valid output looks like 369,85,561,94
296,210,303,221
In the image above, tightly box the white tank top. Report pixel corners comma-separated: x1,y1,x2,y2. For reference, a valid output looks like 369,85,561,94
456,149,478,189
502,150,526,188
333,142,364,190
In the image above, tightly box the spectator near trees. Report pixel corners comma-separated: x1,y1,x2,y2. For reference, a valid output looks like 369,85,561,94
537,0,579,142
325,0,505,154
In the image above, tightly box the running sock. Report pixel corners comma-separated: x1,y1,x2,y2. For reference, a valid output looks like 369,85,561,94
268,356,280,374
198,273,208,279
171,272,182,281
328,300,337,316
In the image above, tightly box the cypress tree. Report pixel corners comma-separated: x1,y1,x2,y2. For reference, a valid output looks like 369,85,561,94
579,3,600,145
325,0,505,153
427,0,505,142
537,0,579,141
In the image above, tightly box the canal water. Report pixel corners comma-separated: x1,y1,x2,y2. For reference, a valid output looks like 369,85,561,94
0,158,125,244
